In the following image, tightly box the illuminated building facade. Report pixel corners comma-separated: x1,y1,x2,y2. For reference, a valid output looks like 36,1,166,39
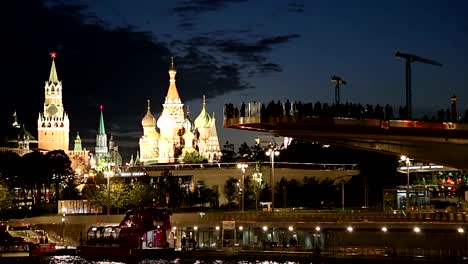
138,60,221,164
37,52,70,151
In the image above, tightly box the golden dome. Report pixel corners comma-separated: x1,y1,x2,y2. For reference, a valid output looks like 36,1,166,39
142,100,156,127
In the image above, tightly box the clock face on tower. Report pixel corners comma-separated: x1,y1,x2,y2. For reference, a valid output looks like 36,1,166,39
47,105,58,115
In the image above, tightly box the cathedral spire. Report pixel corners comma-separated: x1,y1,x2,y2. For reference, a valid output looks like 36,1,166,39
49,52,59,83
210,112,217,136
12,111,19,128
166,57,181,102
169,56,176,72
98,105,106,135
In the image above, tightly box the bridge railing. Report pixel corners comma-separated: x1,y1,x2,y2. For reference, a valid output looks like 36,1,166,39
224,101,468,127
188,210,468,224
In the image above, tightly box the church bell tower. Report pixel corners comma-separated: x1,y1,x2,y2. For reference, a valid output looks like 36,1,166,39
37,52,70,151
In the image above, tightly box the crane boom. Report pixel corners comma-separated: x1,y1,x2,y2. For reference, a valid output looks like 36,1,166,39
395,51,442,119
395,52,442,66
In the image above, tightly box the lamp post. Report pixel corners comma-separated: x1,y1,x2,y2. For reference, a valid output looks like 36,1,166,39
266,147,280,212
105,162,115,215
237,163,248,212
400,156,411,210
61,207,66,245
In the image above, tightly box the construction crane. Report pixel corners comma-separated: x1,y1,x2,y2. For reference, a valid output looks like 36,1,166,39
331,75,346,105
395,52,442,119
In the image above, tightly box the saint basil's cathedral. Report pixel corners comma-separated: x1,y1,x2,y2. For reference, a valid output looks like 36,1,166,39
0,53,221,172
137,59,222,165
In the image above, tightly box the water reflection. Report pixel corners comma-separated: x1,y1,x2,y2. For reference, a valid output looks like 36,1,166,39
31,256,301,264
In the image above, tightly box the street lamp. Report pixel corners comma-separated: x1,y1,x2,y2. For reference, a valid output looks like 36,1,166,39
237,163,248,212
400,155,411,210
61,207,67,245
266,147,280,211
105,162,115,215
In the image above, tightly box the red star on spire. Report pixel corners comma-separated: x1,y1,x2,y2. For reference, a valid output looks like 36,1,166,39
100,105,104,110
50,52,57,58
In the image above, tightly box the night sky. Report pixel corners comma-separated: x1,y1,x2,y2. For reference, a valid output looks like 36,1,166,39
1,0,468,160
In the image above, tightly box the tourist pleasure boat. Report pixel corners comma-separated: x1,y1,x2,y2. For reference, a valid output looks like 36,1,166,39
0,223,56,257
77,207,174,260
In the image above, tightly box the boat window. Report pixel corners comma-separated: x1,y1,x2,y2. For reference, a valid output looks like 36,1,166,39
95,229,102,238
103,227,114,239
87,229,96,238
112,227,121,239
124,214,135,227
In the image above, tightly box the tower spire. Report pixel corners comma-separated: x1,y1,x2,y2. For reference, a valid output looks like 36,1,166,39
147,99,151,110
95,104,108,166
99,105,106,135
12,111,19,128
166,57,181,101
170,56,176,72
49,52,59,83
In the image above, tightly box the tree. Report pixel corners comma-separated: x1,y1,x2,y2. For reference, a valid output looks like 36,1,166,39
0,151,21,186
109,178,129,213
238,142,251,161
221,141,236,163
223,177,240,205
0,180,15,218
127,180,156,209
156,170,184,208
19,151,46,206
248,161,265,210
194,186,219,208
82,184,106,210
45,150,74,201
182,151,205,164
249,143,265,162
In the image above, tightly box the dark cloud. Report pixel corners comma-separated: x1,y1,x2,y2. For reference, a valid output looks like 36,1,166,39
1,0,300,159
182,34,300,74
0,0,251,158
171,0,248,30
257,63,282,73
288,2,305,13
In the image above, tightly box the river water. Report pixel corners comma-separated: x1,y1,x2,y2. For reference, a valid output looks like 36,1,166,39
0,256,312,264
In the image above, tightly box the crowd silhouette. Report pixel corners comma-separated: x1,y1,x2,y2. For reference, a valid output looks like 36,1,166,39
224,100,468,123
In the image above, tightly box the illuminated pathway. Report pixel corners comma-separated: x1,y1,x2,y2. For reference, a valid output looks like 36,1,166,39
224,102,468,169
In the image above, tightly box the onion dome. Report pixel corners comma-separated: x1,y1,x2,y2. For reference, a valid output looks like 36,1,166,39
183,129,195,140
194,95,212,128
157,110,177,129
142,100,156,127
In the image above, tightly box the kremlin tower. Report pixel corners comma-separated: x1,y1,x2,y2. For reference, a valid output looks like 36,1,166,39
37,52,70,151
138,59,221,164
95,105,108,166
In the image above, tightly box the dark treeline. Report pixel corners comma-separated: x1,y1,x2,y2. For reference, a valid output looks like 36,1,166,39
225,100,468,122
0,150,74,218
221,139,402,209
